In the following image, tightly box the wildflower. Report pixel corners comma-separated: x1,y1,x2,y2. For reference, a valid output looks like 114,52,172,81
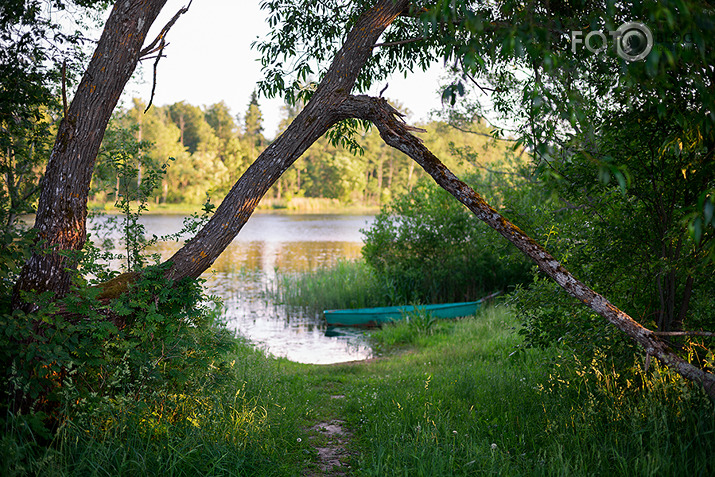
452,430,458,435
491,443,498,451
297,438,302,443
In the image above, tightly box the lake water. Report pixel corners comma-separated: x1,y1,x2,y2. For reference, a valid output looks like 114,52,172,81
90,213,376,364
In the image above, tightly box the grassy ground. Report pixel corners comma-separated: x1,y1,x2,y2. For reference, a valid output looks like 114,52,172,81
298,307,715,476
4,306,714,476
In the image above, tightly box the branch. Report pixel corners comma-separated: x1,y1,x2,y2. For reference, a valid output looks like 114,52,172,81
373,36,427,48
447,121,513,140
337,94,715,401
144,44,166,112
139,1,192,112
459,63,501,95
139,1,192,59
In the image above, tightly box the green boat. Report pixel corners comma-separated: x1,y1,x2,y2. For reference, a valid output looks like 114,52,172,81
324,294,498,327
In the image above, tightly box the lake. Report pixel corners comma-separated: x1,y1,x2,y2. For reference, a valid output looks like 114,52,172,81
90,213,376,364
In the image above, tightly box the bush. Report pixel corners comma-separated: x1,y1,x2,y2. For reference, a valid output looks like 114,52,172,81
0,263,234,441
362,173,533,304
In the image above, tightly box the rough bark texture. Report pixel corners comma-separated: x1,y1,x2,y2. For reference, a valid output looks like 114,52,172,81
338,95,715,400
12,0,168,310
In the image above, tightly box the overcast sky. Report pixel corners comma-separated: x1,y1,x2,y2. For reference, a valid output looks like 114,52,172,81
123,0,448,138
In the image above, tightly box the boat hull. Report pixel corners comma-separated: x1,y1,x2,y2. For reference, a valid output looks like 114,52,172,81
324,301,483,327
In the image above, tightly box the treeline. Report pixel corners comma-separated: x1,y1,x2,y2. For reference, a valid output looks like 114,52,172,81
90,94,514,208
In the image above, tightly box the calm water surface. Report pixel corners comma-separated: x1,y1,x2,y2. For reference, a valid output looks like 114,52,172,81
91,213,376,364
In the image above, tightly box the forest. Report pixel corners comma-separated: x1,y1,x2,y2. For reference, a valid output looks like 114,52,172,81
89,95,513,209
1,0,714,475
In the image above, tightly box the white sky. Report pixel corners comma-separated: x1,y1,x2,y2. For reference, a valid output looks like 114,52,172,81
123,0,449,138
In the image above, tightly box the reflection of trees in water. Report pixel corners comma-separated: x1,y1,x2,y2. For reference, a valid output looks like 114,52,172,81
212,241,363,275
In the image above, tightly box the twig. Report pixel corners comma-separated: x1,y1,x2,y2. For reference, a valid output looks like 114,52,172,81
145,41,166,113
140,1,193,112
448,121,513,140
139,1,192,59
460,65,500,95
373,36,426,48
138,53,167,62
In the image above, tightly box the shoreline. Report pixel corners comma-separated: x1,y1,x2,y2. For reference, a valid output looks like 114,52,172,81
85,201,380,216
17,204,380,223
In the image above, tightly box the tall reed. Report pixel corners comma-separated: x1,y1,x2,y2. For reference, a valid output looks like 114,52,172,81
269,259,408,311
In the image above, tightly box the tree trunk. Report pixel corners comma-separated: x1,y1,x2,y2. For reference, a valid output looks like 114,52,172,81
12,0,168,310
162,0,410,279
336,94,715,400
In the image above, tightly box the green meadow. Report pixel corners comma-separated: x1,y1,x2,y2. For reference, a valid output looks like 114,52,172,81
5,305,712,476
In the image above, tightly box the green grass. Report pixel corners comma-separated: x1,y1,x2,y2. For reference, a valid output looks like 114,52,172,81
2,335,306,476
4,306,714,476
335,307,715,476
270,259,400,311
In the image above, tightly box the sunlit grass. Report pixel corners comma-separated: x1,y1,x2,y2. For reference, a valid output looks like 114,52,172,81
4,306,713,476
336,306,715,476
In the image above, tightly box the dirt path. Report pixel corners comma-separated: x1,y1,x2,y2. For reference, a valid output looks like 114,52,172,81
305,395,353,476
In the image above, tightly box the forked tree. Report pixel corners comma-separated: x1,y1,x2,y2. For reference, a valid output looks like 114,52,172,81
11,0,715,398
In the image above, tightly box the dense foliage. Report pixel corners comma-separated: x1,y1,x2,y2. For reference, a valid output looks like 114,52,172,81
362,157,536,303
510,105,715,360
1,157,240,472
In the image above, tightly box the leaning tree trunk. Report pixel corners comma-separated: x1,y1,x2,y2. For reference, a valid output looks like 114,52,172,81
161,0,411,278
12,0,168,311
336,95,715,400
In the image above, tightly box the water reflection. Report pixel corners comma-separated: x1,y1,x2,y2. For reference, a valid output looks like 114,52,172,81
91,213,375,364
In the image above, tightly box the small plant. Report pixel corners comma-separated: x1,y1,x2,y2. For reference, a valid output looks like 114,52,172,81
404,306,438,336
99,123,170,271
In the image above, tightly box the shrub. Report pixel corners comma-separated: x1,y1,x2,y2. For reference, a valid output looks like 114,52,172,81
362,174,533,304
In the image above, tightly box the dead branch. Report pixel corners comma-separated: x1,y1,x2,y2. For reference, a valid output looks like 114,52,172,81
139,1,192,59
373,36,427,48
139,1,192,112
144,42,166,112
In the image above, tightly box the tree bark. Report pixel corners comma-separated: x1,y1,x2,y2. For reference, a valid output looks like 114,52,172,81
13,0,168,310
